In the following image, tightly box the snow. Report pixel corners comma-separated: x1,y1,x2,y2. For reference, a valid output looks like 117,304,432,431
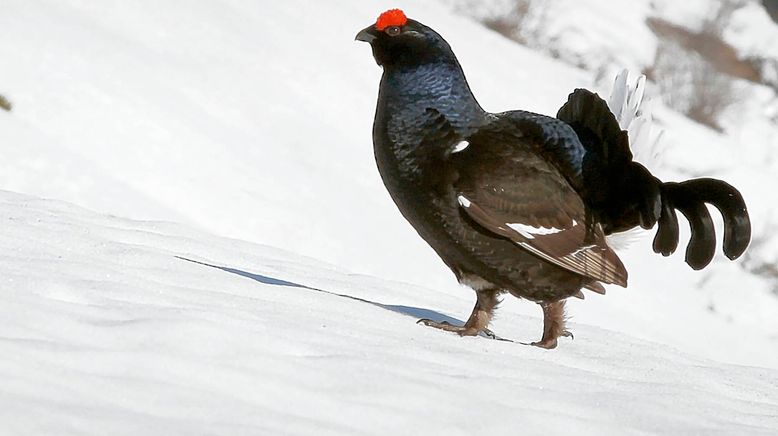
1,190,777,435
727,0,778,60
447,0,658,77
1,0,778,432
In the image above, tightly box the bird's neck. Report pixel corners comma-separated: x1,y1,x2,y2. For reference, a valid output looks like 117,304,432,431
378,61,486,133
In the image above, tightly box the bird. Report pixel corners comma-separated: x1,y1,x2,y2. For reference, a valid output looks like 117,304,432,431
355,9,751,348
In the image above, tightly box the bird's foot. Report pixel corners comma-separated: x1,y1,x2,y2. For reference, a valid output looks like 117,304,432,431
527,301,572,349
416,318,479,336
416,290,511,341
530,338,557,349
417,319,512,342
529,330,573,349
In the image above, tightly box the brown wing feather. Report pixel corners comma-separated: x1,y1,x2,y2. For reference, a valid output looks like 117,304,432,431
453,134,628,287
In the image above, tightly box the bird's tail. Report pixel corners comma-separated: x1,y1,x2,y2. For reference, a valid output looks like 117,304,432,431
653,179,750,269
556,71,750,270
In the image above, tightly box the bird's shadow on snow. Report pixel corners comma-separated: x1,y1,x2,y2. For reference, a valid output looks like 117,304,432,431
175,256,463,325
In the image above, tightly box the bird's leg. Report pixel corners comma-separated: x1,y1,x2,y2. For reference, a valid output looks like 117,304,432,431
531,300,572,349
418,290,500,337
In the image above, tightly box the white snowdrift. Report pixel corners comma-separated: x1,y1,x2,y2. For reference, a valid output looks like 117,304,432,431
1,190,777,436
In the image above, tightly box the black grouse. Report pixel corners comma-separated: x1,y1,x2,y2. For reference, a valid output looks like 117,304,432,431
355,9,751,348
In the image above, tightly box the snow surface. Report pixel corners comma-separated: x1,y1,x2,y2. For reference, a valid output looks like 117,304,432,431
1,0,778,432
1,190,778,436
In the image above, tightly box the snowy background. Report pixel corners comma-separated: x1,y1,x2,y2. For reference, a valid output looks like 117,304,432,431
0,0,777,434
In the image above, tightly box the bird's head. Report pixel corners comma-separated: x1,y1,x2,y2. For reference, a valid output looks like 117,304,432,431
355,9,457,68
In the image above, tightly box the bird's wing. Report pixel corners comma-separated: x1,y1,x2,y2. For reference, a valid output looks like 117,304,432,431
452,128,628,287
499,110,589,192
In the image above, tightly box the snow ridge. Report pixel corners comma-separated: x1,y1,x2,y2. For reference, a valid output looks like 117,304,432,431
1,190,777,436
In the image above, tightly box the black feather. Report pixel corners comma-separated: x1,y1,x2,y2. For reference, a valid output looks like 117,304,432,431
557,89,750,268
663,183,717,269
653,191,680,257
678,178,751,260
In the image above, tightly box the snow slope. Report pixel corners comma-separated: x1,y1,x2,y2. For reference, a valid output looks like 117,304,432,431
1,190,777,436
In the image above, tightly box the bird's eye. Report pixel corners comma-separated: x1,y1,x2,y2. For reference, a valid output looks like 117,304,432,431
385,26,401,36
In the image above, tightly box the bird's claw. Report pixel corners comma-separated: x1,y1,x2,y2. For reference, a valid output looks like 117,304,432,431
417,319,512,342
482,328,497,339
482,329,514,342
528,330,574,349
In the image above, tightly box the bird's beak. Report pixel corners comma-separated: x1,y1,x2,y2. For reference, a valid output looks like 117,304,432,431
355,25,377,43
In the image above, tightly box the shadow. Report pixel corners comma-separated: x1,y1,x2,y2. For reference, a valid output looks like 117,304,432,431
175,256,463,326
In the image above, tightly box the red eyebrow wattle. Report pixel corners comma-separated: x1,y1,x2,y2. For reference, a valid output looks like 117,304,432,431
376,9,407,31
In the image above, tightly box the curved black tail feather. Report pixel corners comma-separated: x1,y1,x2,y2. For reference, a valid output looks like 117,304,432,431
660,182,717,270
656,179,751,268
557,87,751,270
627,162,662,230
652,190,680,257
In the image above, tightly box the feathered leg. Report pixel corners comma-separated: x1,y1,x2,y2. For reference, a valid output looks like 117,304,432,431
418,289,500,338
531,300,572,349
